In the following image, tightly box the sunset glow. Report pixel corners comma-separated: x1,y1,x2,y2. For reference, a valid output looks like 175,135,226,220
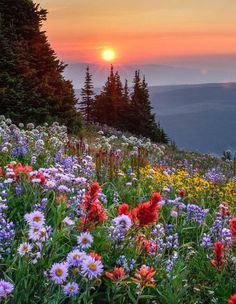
39,0,236,64
102,49,116,62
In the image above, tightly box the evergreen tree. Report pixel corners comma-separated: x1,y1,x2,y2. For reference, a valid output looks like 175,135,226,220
0,0,81,130
79,66,94,122
130,71,168,143
92,67,168,143
93,65,125,128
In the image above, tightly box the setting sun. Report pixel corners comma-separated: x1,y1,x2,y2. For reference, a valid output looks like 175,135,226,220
101,49,116,62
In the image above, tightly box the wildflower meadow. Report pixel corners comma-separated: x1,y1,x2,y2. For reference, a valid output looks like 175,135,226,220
0,116,236,303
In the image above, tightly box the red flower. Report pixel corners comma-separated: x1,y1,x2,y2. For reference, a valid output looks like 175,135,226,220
179,189,185,198
89,252,102,261
131,265,156,287
35,173,46,185
142,239,157,254
80,182,107,230
105,267,127,282
230,218,236,235
0,167,3,177
210,242,225,269
118,203,132,219
228,294,236,304
55,194,67,207
132,193,161,227
89,182,101,200
14,163,32,175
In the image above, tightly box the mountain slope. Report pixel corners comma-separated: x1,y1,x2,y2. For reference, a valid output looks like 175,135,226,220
150,83,236,155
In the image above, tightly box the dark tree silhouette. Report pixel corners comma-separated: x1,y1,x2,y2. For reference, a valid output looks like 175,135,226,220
91,66,168,143
0,0,81,131
79,66,94,122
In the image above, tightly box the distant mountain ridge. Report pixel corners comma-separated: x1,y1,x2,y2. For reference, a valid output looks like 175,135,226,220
65,56,236,88
149,83,236,155
76,82,236,156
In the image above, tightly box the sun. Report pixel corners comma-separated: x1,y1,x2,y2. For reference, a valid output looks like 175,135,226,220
102,49,116,62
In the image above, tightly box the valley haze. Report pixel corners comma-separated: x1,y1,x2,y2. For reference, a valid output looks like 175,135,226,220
66,59,236,156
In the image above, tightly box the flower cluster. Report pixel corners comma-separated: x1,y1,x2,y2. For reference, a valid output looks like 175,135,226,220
210,242,225,270
79,183,107,230
0,279,14,299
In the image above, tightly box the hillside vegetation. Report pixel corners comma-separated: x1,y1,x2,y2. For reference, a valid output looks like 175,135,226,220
0,117,236,303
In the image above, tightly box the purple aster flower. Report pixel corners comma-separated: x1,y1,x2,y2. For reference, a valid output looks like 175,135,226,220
50,262,69,284
24,211,45,228
67,249,86,267
81,256,103,279
45,180,56,189
0,279,14,298
63,282,79,296
17,242,32,256
112,214,132,231
58,185,71,193
77,232,93,250
63,216,75,227
28,226,51,242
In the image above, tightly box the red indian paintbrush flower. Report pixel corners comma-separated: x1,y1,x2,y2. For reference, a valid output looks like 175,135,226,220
105,267,127,282
13,163,33,175
210,242,225,269
0,167,3,177
80,182,107,230
89,252,102,261
55,194,67,207
230,218,236,235
131,265,156,287
132,193,162,227
228,294,236,304
230,217,236,246
118,203,132,219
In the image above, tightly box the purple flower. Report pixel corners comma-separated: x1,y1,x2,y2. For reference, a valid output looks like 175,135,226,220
28,226,51,242
77,232,93,250
186,204,209,225
203,168,226,184
63,282,79,296
0,279,14,298
116,255,136,273
15,186,22,197
50,262,68,284
112,215,132,231
221,228,232,247
17,242,32,256
81,256,103,279
201,234,213,248
24,211,45,228
63,216,75,227
67,250,86,267
0,216,15,255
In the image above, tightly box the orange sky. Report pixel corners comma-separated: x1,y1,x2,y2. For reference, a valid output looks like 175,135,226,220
40,0,236,64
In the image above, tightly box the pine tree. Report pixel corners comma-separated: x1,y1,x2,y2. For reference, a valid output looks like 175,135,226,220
0,0,81,131
130,71,168,143
93,65,124,128
79,66,94,122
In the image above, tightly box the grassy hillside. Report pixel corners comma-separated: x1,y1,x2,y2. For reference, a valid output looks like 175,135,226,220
0,117,236,303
